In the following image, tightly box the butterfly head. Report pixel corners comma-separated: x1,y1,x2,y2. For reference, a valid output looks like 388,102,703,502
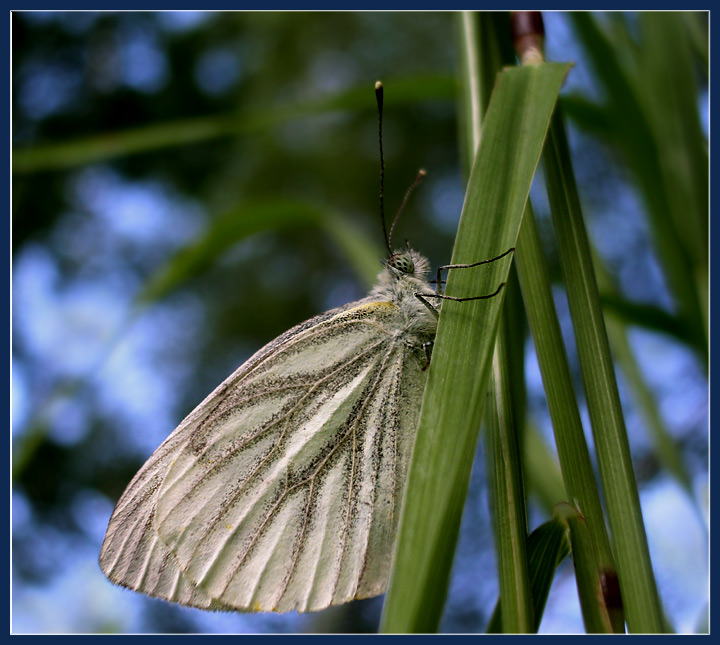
387,253,415,274
385,248,430,281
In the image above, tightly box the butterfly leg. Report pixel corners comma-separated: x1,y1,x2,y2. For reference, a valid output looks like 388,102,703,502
415,248,513,369
414,273,507,322
414,282,505,372
414,292,440,319
433,247,515,295
424,281,506,303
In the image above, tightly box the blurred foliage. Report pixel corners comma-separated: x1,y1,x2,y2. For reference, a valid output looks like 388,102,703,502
11,11,708,634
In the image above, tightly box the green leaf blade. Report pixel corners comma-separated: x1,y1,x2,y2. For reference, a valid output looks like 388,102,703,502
379,61,571,634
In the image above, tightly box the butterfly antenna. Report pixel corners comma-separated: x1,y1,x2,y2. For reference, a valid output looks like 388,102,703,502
388,168,426,250
375,81,392,257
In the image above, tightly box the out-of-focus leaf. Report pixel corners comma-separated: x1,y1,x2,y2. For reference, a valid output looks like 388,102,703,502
522,424,565,514
138,200,379,305
598,294,703,356
568,12,707,361
12,75,457,174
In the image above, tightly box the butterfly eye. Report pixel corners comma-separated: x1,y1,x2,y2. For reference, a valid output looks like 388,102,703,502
389,254,415,274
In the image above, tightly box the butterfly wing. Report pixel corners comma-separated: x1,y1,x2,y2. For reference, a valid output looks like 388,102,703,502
100,299,428,613
98,299,370,610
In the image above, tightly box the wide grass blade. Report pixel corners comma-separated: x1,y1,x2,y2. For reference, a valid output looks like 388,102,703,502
379,61,570,633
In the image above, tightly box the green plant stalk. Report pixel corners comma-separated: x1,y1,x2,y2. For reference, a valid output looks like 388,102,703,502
543,107,665,632
456,12,515,174
555,503,621,633
515,203,623,633
487,315,533,633
456,11,483,176
379,61,570,634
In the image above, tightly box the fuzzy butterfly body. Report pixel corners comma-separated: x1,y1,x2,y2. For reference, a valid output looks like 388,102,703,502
99,249,439,613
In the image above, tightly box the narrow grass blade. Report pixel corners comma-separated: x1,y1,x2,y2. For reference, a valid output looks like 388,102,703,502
544,107,665,632
486,316,533,632
515,202,622,632
380,61,570,634
605,316,693,495
592,247,694,499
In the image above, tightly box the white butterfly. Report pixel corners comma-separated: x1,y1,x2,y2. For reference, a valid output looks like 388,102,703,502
99,248,440,613
99,81,512,614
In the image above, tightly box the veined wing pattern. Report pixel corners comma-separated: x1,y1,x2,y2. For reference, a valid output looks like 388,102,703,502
99,299,430,612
